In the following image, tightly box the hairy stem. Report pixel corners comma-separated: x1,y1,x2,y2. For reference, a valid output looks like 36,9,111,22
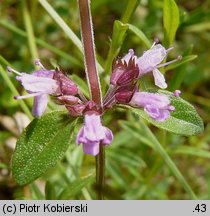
78,0,104,200
78,0,102,106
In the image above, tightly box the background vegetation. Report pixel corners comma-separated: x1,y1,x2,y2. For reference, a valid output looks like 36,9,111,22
0,0,210,200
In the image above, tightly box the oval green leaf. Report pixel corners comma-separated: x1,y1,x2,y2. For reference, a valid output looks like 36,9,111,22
12,111,77,185
130,90,204,136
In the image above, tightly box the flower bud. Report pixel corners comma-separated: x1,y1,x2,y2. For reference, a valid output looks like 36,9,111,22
115,85,137,104
53,69,78,96
57,95,80,105
66,104,85,116
110,58,139,86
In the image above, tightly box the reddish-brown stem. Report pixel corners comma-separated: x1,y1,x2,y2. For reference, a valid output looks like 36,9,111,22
78,0,104,200
78,0,102,106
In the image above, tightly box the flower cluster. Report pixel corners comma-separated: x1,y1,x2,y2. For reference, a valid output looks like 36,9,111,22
104,42,181,121
9,42,181,156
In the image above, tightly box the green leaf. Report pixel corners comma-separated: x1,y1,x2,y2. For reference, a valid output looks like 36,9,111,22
174,146,210,159
127,24,151,48
58,174,94,199
104,20,129,75
163,0,180,46
12,111,77,185
129,90,204,136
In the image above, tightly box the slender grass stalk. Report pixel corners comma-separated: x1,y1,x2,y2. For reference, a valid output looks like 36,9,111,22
140,120,197,200
0,21,81,67
21,0,39,61
31,0,39,20
39,0,82,52
121,120,197,199
38,0,104,72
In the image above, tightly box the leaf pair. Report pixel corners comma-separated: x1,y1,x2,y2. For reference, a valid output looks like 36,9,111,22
12,90,204,186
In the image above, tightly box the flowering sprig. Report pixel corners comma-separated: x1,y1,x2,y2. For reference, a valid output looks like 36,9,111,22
8,40,181,155
9,0,204,201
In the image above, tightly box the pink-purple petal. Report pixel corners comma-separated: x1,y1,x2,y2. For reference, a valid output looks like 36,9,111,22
33,69,55,78
82,141,100,156
102,127,113,145
122,49,137,64
137,44,167,74
83,114,105,142
152,68,167,89
32,94,48,117
16,74,59,94
76,113,113,156
130,91,173,122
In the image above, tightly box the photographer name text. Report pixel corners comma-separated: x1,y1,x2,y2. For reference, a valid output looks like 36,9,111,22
2,203,88,214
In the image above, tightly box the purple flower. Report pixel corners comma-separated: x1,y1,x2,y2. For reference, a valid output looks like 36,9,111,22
7,59,78,117
122,43,181,89
76,113,113,156
130,92,175,122
8,64,59,117
137,44,170,89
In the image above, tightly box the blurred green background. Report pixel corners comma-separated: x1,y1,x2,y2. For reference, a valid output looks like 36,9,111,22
0,0,210,200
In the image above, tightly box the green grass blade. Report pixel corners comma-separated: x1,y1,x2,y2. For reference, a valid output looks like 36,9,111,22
127,24,151,48
38,0,82,52
0,20,81,67
139,120,197,199
174,146,210,159
168,45,195,91
22,0,39,60
38,0,103,72
30,183,45,199
121,119,197,199
58,174,94,199
70,74,89,97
